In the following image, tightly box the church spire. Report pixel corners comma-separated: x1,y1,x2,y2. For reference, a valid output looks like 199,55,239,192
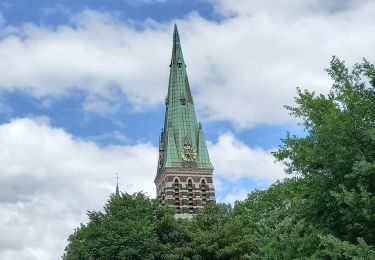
155,25,216,215
157,25,213,173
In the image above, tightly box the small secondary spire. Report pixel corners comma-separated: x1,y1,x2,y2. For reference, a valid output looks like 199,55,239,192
115,173,119,196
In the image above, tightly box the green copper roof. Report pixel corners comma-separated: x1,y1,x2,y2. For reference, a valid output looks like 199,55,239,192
157,25,213,172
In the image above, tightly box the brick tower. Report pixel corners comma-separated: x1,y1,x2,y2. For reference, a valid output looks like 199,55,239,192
154,25,216,216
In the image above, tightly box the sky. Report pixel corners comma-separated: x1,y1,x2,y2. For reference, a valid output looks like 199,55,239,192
0,0,375,259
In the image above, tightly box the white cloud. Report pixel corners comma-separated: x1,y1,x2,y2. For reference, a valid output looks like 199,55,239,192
222,188,249,205
214,0,359,18
209,132,286,205
209,133,286,182
1,2,375,127
0,118,285,259
0,118,158,260
0,10,171,107
185,0,375,127
82,94,120,114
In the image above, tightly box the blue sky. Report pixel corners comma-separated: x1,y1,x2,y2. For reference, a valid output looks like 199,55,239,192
0,0,291,149
1,0,375,259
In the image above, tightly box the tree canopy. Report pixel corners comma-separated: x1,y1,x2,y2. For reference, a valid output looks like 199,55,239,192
64,58,375,259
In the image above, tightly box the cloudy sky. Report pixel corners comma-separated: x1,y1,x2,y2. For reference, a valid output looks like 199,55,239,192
1,0,375,259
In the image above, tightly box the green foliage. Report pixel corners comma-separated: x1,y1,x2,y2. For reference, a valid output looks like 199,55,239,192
315,235,375,260
185,204,260,260
63,192,160,260
64,58,375,259
273,57,375,246
233,179,320,259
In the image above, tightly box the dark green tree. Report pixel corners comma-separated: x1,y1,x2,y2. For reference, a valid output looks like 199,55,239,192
273,57,375,246
186,204,259,260
233,179,322,259
63,192,160,260
155,203,260,260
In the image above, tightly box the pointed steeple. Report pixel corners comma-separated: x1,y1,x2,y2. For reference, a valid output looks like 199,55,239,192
155,26,216,215
173,24,180,44
115,173,120,197
157,25,213,173
169,24,187,79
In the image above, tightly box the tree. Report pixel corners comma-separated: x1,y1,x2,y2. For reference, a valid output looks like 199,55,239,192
186,204,259,260
63,192,161,260
273,57,375,246
64,57,375,259
233,179,323,259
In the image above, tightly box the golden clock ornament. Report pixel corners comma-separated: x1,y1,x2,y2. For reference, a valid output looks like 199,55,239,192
180,144,197,162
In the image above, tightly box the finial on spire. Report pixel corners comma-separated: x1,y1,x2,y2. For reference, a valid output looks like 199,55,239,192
173,23,180,43
115,173,120,196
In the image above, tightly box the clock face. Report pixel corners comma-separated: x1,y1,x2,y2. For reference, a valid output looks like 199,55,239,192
180,144,197,162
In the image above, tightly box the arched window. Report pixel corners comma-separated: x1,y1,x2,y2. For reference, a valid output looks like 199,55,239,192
188,179,194,213
174,178,180,213
201,179,207,205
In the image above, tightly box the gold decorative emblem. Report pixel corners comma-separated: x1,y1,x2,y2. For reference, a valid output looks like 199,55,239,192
180,144,197,162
